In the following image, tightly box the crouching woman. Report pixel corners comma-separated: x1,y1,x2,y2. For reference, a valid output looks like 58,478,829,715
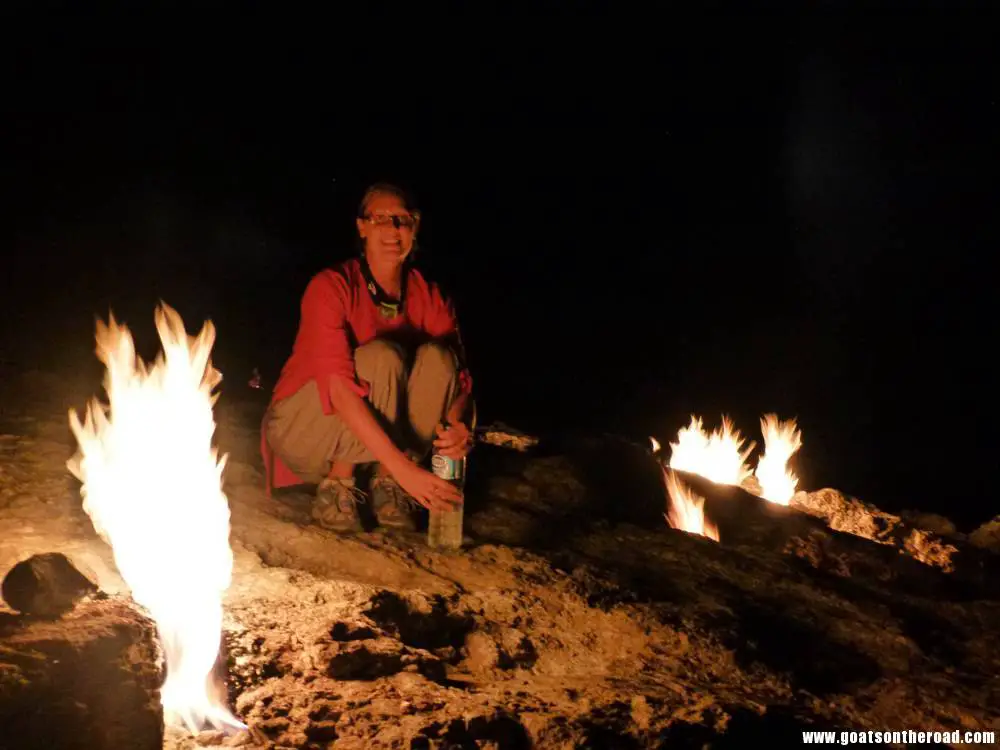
261,183,474,532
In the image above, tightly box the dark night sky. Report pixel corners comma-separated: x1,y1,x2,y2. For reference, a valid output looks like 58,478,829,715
1,3,996,526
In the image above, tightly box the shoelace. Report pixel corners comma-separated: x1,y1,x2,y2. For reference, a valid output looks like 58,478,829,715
321,480,368,512
372,475,421,510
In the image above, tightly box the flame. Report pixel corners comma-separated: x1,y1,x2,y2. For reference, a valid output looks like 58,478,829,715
664,469,719,541
668,415,755,487
67,303,243,734
753,414,802,505
649,436,661,454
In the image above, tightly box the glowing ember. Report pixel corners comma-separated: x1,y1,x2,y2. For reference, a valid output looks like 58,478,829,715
67,303,243,734
753,414,802,505
668,415,755,487
663,469,719,541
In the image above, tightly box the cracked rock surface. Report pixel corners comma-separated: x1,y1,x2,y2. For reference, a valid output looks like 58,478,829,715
1,373,999,748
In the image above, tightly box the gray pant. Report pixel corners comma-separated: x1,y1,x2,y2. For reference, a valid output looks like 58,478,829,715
265,339,462,484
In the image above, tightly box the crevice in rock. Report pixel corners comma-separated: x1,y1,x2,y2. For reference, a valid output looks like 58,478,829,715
363,590,475,652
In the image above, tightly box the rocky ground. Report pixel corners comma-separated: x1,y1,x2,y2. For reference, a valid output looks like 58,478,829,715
2,368,1000,749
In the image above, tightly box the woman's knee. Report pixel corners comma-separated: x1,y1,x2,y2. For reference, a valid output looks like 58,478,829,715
414,341,458,377
355,339,406,381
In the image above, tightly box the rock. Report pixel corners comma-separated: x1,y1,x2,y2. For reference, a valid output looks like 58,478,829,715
630,695,653,731
741,475,763,496
497,628,537,669
970,515,1000,552
475,423,540,452
462,631,500,674
790,489,961,572
195,425,1000,746
2,552,99,615
789,488,1000,592
195,729,227,746
0,596,162,750
899,510,958,537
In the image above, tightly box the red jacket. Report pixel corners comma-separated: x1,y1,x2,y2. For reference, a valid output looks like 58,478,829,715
261,257,473,494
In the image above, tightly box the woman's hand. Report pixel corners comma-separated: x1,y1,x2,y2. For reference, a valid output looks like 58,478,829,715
433,420,472,460
390,459,463,511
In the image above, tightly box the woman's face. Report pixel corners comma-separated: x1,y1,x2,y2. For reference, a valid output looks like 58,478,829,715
356,192,420,267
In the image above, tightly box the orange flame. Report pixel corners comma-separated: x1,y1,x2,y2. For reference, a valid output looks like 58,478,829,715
67,303,243,734
664,469,719,541
668,415,755,487
753,414,802,505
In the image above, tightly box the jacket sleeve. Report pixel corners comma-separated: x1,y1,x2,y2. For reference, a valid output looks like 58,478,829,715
299,270,370,412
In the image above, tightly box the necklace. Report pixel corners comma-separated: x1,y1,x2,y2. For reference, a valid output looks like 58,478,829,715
359,255,408,319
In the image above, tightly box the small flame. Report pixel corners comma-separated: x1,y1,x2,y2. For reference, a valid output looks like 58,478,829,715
664,469,719,541
668,415,755,486
67,303,243,734
754,414,802,505
649,436,661,454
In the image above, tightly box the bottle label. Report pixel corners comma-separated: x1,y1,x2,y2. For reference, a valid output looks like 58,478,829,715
431,453,463,482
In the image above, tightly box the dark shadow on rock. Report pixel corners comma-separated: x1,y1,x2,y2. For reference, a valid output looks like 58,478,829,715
496,634,539,670
363,590,474,651
330,621,378,642
652,721,719,748
464,714,531,748
708,707,829,748
0,611,25,634
819,563,974,663
462,442,534,518
779,555,980,668
653,707,848,748
576,725,641,749
327,646,403,680
719,598,882,695
558,553,686,612
883,599,967,663
323,639,466,688
415,714,530,750
304,720,339,743
555,433,668,528
463,432,667,552
575,700,642,749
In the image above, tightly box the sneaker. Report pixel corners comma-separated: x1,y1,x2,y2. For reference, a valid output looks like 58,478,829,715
312,477,366,532
370,473,418,531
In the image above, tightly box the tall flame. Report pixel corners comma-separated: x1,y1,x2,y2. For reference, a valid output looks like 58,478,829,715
753,414,802,505
664,469,719,541
67,303,243,734
668,415,755,487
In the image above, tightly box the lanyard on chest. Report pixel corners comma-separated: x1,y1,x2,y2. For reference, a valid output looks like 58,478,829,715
359,256,408,320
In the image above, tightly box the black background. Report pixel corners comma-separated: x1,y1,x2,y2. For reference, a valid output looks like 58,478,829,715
1,2,996,527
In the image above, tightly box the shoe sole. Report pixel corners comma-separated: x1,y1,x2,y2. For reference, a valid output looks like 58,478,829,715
379,520,417,532
312,510,363,532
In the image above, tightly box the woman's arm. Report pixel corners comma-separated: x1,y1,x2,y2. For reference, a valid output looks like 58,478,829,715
329,374,463,508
